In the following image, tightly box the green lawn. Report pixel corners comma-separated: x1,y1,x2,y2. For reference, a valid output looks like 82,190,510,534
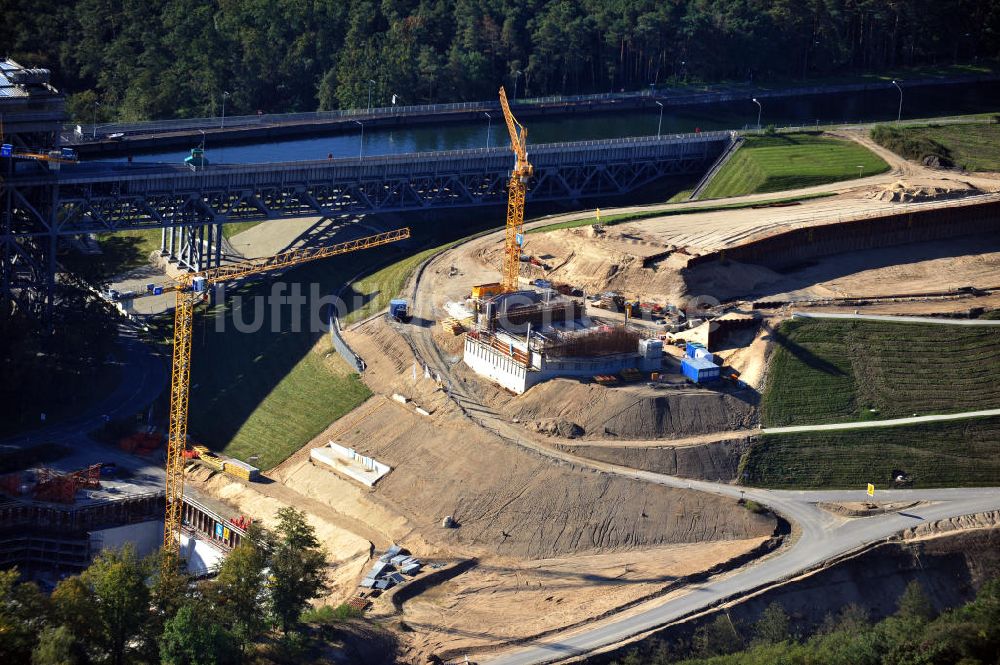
527,192,835,234
761,318,1000,427
741,416,1000,488
214,336,372,470
156,236,443,470
699,133,889,199
142,245,398,469
871,121,1000,171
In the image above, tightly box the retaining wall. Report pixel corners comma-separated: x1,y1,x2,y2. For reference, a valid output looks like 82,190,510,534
688,198,1000,271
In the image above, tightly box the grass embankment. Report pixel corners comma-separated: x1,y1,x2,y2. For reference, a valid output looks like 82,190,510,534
143,247,396,469
871,120,1000,171
341,243,448,326
698,132,889,199
761,319,1000,427
153,236,447,470
742,416,1000,488
527,192,835,234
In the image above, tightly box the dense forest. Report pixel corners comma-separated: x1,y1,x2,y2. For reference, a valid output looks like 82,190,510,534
0,508,334,665
610,579,1000,665
2,0,1000,122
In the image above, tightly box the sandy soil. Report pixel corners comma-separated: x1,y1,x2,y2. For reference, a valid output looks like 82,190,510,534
394,538,768,661
185,466,373,601
313,319,777,560
502,379,757,441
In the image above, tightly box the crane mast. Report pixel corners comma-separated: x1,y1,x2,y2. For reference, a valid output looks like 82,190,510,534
498,86,533,293
161,228,410,568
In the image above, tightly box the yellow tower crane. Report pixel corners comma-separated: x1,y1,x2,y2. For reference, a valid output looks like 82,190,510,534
159,227,410,570
498,85,533,293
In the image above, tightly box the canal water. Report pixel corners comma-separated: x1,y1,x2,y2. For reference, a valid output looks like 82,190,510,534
121,80,1000,165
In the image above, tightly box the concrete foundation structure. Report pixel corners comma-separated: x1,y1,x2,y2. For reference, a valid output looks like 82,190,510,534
463,329,662,394
310,441,391,487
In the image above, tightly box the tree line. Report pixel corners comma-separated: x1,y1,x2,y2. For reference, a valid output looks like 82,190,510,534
0,507,333,665
610,577,1000,665
1,0,998,123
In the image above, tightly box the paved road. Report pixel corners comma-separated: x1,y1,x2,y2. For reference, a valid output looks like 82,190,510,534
762,408,1000,434
398,240,1000,665
0,323,170,486
794,311,1000,326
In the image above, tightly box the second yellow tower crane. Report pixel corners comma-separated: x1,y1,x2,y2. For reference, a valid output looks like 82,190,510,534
498,85,533,293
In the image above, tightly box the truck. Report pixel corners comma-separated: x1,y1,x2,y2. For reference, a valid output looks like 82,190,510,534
389,299,410,322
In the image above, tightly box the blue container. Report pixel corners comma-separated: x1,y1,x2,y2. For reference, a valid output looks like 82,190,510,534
681,357,721,383
685,342,705,358
389,299,408,319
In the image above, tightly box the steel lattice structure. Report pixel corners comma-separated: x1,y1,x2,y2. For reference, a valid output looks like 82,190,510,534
3,131,732,311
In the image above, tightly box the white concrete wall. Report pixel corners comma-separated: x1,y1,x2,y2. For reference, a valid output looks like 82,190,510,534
463,337,530,393
310,442,391,487
464,337,664,393
179,532,227,576
90,520,163,559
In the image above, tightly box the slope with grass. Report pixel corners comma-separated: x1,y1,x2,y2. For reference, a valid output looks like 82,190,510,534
698,133,889,199
170,245,409,469
341,243,448,326
741,415,1000,488
871,121,1000,171
761,318,1000,427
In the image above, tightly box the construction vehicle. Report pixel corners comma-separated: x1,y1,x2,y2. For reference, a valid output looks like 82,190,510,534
471,86,533,300
389,298,410,322
132,228,410,572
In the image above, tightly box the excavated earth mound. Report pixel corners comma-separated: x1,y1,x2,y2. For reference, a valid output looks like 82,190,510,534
324,319,776,560
504,379,758,440
558,437,753,483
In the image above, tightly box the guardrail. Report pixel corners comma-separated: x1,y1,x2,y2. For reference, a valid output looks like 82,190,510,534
34,131,732,182
66,89,661,140
64,71,1000,142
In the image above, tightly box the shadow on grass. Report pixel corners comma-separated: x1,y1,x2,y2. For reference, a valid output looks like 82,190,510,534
767,327,846,377
177,209,507,466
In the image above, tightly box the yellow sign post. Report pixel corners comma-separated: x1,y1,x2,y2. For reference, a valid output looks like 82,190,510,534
595,208,601,223
867,483,875,498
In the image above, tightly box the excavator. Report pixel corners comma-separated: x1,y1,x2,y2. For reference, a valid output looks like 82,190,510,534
144,227,410,570
472,86,534,299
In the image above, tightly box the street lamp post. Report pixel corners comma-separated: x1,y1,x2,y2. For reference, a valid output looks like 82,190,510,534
655,101,664,138
367,79,376,112
892,80,903,122
484,112,492,147
355,120,364,159
221,91,230,129
92,102,100,140
513,70,523,102
752,98,762,131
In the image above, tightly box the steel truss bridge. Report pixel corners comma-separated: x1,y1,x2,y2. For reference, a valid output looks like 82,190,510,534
2,131,731,313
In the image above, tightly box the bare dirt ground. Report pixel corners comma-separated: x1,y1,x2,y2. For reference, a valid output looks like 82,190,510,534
394,538,768,661
185,466,374,602
502,379,757,440
325,319,775,560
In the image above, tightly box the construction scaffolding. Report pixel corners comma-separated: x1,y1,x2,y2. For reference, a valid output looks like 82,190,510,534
537,326,641,358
